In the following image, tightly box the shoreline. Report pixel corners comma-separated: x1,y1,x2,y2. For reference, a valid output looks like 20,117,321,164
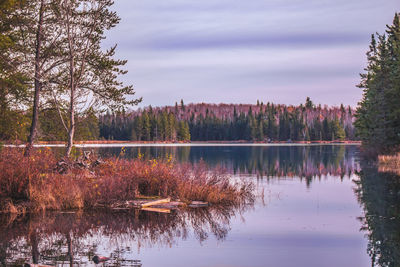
3,140,362,148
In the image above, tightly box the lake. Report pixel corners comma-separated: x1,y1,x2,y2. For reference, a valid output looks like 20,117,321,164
1,144,399,267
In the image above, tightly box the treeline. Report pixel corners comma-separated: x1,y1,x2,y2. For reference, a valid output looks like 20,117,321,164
355,13,400,154
100,107,191,141
99,98,356,142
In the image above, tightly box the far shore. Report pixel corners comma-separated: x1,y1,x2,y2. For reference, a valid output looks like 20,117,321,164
3,140,362,147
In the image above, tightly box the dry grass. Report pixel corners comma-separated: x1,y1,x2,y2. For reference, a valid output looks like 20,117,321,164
378,153,400,175
0,148,254,213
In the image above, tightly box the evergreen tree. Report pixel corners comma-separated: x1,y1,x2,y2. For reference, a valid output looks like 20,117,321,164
0,0,29,140
142,111,151,141
355,13,400,154
305,97,314,109
51,0,140,156
332,118,346,141
177,121,190,141
180,99,185,111
22,0,67,155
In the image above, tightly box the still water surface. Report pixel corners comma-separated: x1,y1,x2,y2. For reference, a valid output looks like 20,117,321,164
1,145,399,267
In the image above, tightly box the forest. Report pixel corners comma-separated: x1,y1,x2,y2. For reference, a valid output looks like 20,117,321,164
99,98,356,142
0,97,356,143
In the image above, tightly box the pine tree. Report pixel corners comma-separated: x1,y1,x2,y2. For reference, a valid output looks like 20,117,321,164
53,0,140,155
332,118,346,141
180,99,185,112
22,0,67,155
355,13,400,153
142,111,151,141
168,112,176,140
0,0,29,140
305,97,314,109
135,116,143,141
177,121,190,141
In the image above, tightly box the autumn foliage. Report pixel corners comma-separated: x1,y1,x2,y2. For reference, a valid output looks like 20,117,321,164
0,148,253,213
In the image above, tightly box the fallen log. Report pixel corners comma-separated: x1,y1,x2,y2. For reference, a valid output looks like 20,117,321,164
141,207,171,213
141,198,171,208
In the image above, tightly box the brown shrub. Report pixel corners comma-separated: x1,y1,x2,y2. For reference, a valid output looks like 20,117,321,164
0,148,254,213
0,148,56,202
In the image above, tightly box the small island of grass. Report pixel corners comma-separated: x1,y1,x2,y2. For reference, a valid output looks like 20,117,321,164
0,148,254,214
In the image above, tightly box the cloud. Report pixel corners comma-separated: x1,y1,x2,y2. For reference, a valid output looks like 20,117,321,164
138,31,368,50
103,0,399,108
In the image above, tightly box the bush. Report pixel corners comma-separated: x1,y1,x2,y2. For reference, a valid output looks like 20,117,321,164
0,148,254,213
0,148,56,202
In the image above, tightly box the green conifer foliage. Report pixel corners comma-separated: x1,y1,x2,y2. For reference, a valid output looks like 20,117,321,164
355,13,400,154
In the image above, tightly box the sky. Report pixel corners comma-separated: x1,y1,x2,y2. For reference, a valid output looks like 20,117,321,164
103,0,399,108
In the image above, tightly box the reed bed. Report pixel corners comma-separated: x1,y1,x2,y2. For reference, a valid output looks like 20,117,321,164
0,148,254,213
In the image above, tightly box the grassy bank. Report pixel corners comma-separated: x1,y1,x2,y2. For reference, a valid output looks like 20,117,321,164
0,148,253,213
378,153,400,175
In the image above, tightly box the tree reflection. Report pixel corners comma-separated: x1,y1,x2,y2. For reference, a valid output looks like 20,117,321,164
0,204,253,266
354,163,400,267
58,145,359,181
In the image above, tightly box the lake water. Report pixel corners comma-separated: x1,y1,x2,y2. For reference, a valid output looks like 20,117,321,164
1,144,399,267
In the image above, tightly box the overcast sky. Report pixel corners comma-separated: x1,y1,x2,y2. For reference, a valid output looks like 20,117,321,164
103,0,399,108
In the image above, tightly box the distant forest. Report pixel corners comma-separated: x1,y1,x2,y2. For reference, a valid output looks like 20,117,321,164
99,98,356,142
